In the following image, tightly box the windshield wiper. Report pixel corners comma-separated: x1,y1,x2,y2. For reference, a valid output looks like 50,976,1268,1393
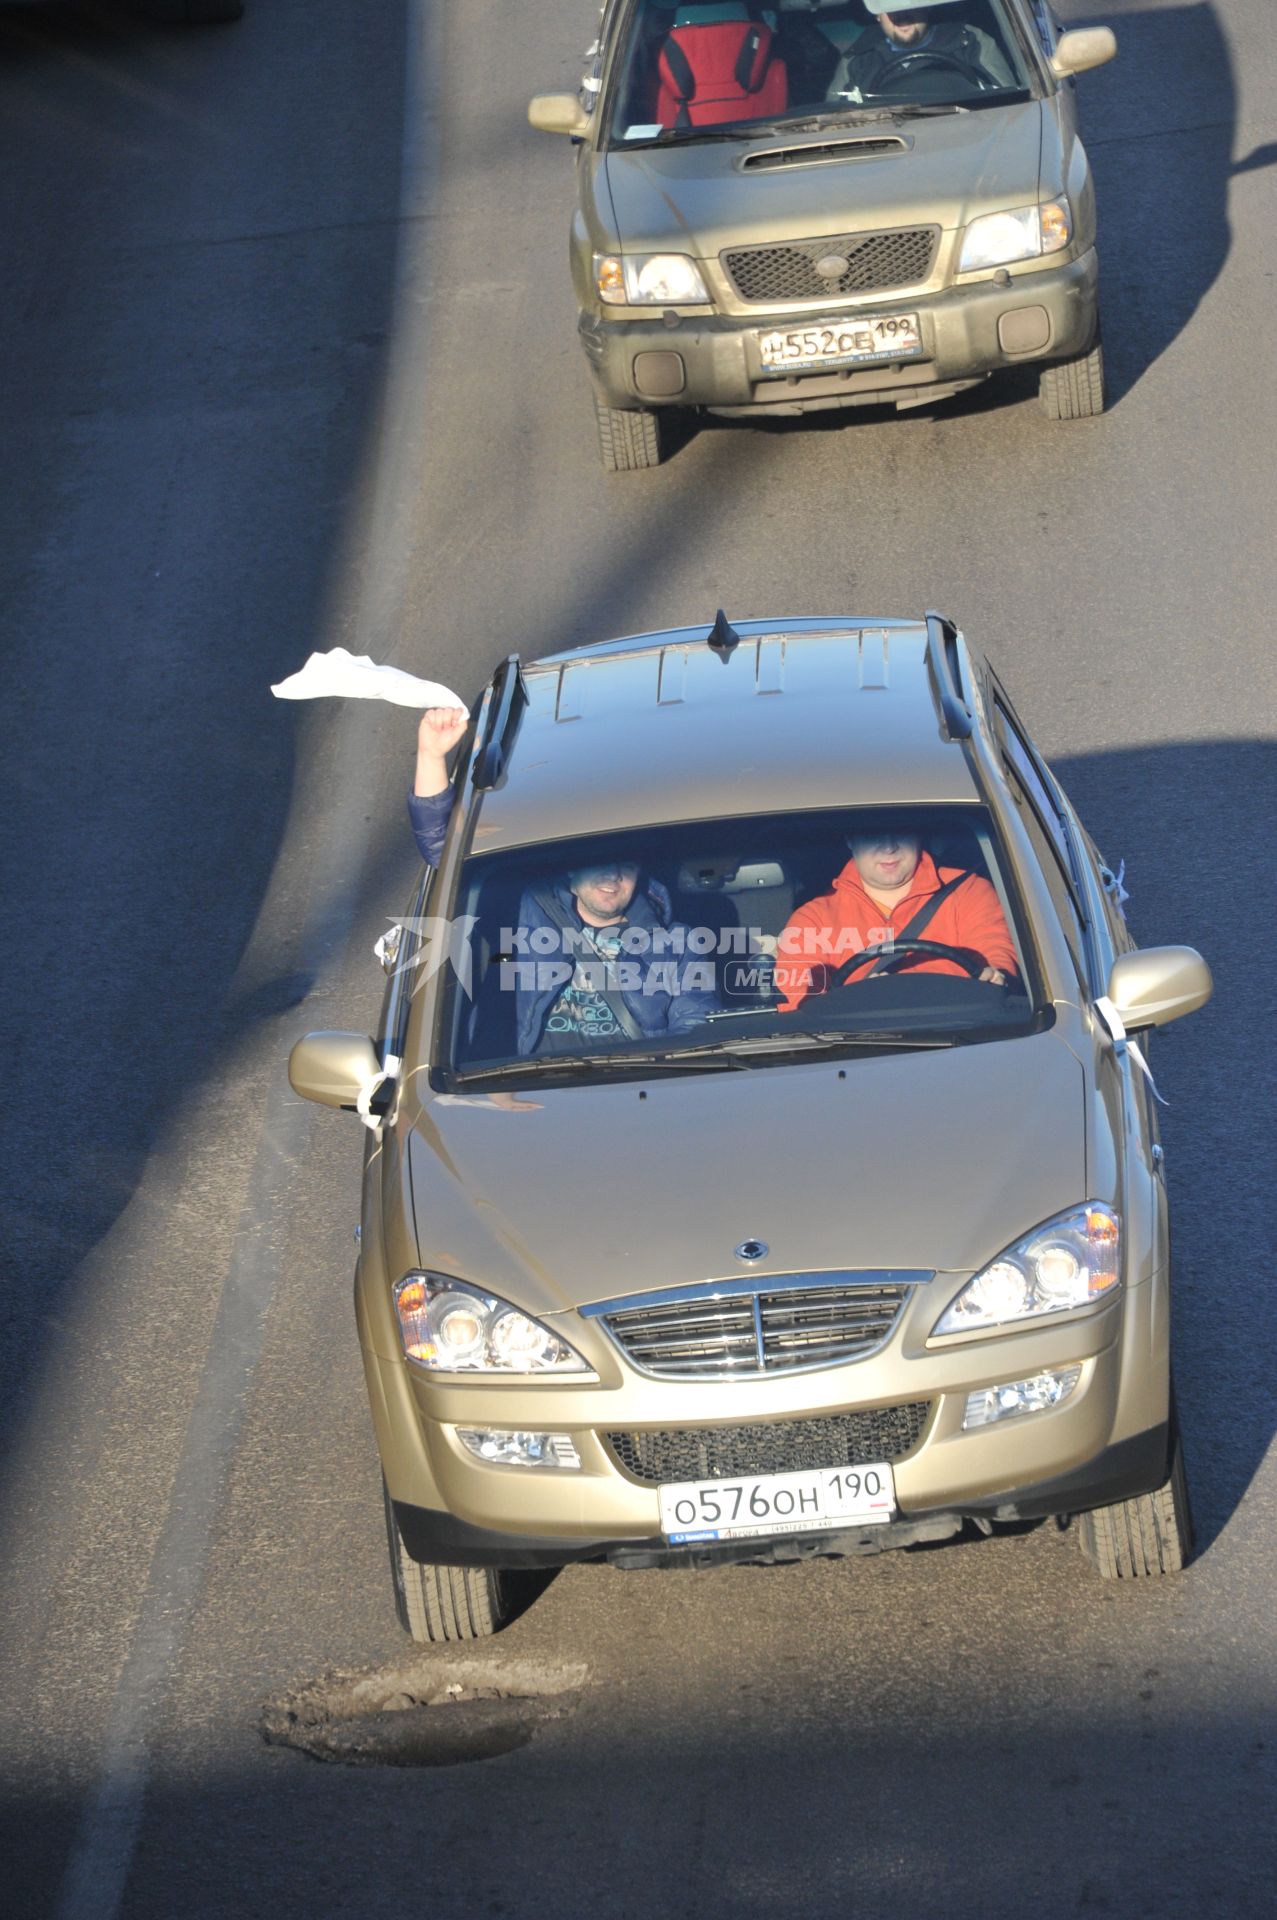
452,1046,748,1086
634,124,774,147
637,1030,956,1061
626,104,913,146
617,91,1009,151
719,1029,955,1054
884,102,971,118
742,108,893,136
449,1027,957,1085
768,102,964,129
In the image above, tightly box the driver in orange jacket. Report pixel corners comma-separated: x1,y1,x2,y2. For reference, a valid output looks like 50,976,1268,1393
774,816,1018,1012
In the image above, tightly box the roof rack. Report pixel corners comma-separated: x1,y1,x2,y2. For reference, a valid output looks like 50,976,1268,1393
923,610,973,741
472,654,528,791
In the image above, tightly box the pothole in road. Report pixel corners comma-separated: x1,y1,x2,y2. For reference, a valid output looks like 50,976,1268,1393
261,1656,588,1768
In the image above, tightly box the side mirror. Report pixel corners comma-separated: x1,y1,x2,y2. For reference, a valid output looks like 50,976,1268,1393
1105,946,1212,1033
529,92,590,137
289,1031,383,1110
1051,26,1117,78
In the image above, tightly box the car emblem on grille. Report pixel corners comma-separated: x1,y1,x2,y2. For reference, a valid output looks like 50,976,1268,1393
815,253,850,280
735,1239,768,1263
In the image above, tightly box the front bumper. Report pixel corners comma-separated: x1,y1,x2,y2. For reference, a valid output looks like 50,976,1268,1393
366,1268,1169,1569
391,1419,1171,1570
580,248,1098,416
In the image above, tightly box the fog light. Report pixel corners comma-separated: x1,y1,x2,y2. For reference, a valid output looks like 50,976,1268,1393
456,1429,581,1469
962,1366,1082,1430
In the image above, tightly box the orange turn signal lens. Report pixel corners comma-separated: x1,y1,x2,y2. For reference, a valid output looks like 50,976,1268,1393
595,254,626,304
396,1279,427,1315
1040,200,1071,254
1086,1207,1120,1292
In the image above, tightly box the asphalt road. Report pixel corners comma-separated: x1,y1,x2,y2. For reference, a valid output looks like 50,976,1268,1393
1,1,1275,1916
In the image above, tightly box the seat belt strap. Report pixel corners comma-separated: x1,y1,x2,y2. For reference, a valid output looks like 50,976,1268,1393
864,872,970,976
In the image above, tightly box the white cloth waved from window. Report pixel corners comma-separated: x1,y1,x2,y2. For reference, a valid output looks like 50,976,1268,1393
270,647,468,714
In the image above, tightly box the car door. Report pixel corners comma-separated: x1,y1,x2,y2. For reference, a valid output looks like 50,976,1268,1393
990,675,1166,1255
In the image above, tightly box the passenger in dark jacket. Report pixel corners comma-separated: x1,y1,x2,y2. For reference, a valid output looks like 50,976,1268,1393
408,708,719,1056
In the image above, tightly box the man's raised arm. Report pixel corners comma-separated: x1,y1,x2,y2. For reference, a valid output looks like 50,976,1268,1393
407,707,468,868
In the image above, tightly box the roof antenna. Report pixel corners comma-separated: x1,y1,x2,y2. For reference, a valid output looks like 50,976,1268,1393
706,608,741,663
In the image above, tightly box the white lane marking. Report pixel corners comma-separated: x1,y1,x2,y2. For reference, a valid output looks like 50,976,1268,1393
53,5,438,1917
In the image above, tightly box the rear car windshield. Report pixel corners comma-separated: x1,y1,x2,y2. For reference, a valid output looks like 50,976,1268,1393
606,0,1035,149
432,804,1046,1086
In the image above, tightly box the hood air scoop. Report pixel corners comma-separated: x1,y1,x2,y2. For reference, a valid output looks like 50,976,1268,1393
742,135,907,171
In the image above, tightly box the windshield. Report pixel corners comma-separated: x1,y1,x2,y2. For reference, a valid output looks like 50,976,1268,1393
606,0,1035,148
432,805,1044,1087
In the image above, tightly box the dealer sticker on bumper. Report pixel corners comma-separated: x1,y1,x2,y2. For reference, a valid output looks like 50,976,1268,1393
758,313,921,373
659,1461,896,1544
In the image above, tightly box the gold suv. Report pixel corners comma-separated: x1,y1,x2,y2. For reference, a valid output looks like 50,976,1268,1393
291,614,1210,1639
529,0,1117,467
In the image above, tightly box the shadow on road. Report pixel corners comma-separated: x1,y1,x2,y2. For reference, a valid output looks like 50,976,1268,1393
1,1666,1273,1918
1084,0,1251,407
0,1,408,1454
1052,737,1275,1556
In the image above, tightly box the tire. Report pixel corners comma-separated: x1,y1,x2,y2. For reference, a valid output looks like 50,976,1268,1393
1077,1419,1195,1578
596,399,664,472
1039,332,1105,419
383,1480,511,1642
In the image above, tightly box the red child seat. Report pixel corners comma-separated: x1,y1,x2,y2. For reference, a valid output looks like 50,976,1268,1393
656,18,789,129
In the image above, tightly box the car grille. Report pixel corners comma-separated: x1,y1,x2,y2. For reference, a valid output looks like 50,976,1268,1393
606,1404,932,1485
722,226,938,303
599,1278,913,1377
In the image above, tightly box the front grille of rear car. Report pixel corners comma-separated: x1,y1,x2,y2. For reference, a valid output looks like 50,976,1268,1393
722,226,939,303
606,1404,932,1485
595,1276,915,1378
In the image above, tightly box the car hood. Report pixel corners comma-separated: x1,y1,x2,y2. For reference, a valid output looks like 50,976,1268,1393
406,1031,1084,1319
601,101,1044,256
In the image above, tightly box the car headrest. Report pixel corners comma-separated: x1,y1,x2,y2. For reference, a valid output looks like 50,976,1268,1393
926,827,988,879
673,2,751,24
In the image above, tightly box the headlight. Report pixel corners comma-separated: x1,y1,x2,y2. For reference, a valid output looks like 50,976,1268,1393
393,1273,594,1375
958,200,1071,273
594,252,710,305
932,1204,1120,1335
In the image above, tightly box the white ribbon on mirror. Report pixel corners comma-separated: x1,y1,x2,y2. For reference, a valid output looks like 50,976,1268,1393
355,1053,401,1135
1093,996,1168,1106
1099,857,1130,920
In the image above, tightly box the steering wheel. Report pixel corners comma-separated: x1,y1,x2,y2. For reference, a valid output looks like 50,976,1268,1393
879,49,995,91
828,937,991,988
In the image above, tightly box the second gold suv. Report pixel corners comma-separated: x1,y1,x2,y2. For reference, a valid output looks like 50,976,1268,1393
530,0,1117,468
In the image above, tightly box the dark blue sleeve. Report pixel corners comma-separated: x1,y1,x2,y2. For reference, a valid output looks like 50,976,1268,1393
663,918,721,1032
407,787,454,868
666,974,721,1032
